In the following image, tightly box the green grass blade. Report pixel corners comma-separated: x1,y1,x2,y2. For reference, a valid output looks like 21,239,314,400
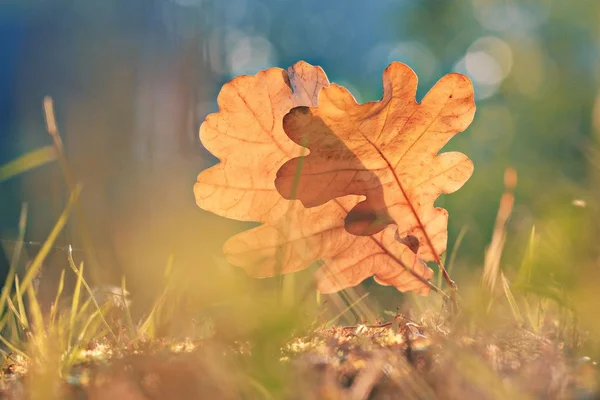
13,276,29,331
0,146,57,183
19,185,81,294
64,305,111,368
67,249,116,340
76,305,110,344
68,261,85,348
25,281,45,336
138,292,164,339
447,226,468,276
516,225,536,287
0,204,28,333
139,254,175,339
0,334,29,361
74,293,100,324
6,296,27,331
49,269,66,326
121,276,135,333
9,202,28,274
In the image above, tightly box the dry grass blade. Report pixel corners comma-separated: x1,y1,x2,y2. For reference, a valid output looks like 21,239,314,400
483,167,517,294
325,292,369,327
501,272,523,325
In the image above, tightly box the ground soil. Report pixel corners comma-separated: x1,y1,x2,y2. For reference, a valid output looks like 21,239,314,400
0,315,597,399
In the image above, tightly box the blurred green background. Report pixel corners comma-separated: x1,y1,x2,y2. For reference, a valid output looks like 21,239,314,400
1,0,599,330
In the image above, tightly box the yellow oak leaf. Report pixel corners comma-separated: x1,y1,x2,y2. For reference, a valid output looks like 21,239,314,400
276,62,475,264
195,62,474,294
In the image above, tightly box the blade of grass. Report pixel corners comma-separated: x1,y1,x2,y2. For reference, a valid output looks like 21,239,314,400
43,97,102,284
9,203,28,274
6,296,27,332
0,146,58,183
25,281,44,336
436,253,447,291
7,313,21,350
325,292,369,327
447,226,468,277
67,248,116,340
49,269,66,326
515,225,536,287
77,305,111,344
121,276,135,333
500,271,523,325
0,334,29,361
482,168,516,294
13,276,29,332
138,254,174,339
64,304,111,368
19,185,81,295
346,287,376,324
0,204,28,333
138,289,165,339
318,264,377,324
73,296,95,325
68,261,85,348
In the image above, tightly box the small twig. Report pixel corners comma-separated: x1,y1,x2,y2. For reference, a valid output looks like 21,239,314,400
338,315,424,333
339,322,393,331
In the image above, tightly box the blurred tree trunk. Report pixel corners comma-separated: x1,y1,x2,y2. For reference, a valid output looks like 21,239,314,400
4,0,222,307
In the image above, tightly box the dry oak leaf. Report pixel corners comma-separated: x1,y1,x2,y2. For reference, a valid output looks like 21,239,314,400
194,62,456,294
276,62,475,265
